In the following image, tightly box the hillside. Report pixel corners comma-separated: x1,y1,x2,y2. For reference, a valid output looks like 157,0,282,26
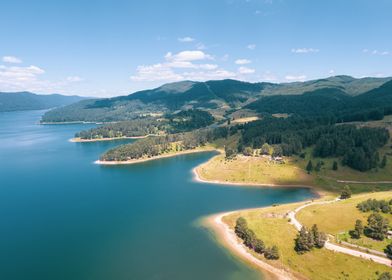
41,76,391,123
0,92,87,112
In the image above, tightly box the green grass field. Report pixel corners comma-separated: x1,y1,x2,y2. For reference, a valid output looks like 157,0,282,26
224,202,392,280
297,191,392,252
197,154,315,187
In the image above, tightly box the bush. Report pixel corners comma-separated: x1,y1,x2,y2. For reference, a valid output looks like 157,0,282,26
357,199,391,213
378,272,392,280
385,244,392,259
340,185,352,199
264,245,280,260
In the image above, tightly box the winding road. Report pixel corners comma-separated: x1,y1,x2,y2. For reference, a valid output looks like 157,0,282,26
288,198,392,267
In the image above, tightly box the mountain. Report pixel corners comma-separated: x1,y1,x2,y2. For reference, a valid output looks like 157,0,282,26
41,76,392,123
0,92,87,112
247,79,392,121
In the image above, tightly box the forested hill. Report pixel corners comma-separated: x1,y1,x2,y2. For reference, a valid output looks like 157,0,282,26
0,92,87,112
41,76,392,123
247,80,392,122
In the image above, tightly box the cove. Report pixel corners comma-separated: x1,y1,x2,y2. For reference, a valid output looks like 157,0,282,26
0,110,315,280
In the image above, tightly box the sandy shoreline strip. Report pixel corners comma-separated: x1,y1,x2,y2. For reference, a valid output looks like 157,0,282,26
95,148,217,165
70,136,148,143
205,212,296,280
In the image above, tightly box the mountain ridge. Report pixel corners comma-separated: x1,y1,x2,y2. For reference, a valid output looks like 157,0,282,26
41,75,392,123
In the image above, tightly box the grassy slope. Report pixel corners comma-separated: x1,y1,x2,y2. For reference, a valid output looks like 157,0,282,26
223,203,391,280
197,154,315,187
199,116,392,194
296,191,392,252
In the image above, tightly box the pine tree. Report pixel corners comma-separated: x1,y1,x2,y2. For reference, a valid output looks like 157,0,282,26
354,220,364,238
340,185,352,199
253,238,265,254
306,160,313,173
380,155,387,168
315,161,322,172
367,213,389,240
295,226,312,253
311,224,327,248
385,244,392,259
332,161,338,171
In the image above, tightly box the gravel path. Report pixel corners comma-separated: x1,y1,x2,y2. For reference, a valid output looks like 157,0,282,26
288,198,392,267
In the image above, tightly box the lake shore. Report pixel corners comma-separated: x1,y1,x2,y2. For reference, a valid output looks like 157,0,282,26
203,211,297,280
95,147,217,165
192,155,322,197
70,135,148,143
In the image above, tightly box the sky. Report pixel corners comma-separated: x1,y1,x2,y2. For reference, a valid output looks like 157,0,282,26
0,0,391,97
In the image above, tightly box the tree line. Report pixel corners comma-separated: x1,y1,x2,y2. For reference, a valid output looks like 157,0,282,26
76,109,214,140
235,217,279,260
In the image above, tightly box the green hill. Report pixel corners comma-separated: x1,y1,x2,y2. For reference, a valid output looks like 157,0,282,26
41,76,392,123
0,91,87,112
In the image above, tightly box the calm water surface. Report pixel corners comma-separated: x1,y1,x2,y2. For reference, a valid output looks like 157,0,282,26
0,110,315,280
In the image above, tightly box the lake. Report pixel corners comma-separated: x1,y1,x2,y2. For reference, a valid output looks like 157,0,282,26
0,110,315,280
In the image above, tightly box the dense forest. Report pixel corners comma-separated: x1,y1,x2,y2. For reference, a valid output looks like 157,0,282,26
239,116,389,171
41,76,391,123
76,109,214,139
100,127,228,161
247,80,392,122
100,113,390,172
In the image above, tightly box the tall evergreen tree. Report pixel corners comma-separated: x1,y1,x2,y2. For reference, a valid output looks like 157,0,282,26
367,213,389,240
340,185,352,199
306,160,313,173
380,155,387,168
332,161,338,171
295,227,312,253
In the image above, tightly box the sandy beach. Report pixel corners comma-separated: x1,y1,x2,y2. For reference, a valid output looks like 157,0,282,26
204,212,297,280
95,148,217,165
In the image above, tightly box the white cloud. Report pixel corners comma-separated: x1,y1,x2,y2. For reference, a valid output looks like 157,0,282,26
2,56,22,64
372,50,389,56
329,69,335,75
66,76,83,82
0,64,49,92
131,50,237,82
183,69,236,81
291,48,319,54
165,50,213,62
285,75,307,82
363,49,390,56
235,58,251,65
178,37,195,43
130,64,183,82
238,66,255,74
247,44,256,50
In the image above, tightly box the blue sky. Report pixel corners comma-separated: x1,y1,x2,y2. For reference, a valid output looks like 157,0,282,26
0,0,391,97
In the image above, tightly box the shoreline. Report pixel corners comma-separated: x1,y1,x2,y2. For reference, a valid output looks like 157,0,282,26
70,135,149,143
95,148,217,165
192,157,322,197
40,121,105,125
204,211,298,280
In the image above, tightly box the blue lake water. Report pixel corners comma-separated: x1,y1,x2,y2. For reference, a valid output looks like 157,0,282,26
0,110,315,280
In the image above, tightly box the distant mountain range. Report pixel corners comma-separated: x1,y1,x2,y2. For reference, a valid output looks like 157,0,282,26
41,75,392,123
0,92,87,112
